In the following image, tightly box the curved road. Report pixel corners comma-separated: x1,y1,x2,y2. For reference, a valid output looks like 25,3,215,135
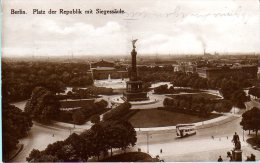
11,95,258,162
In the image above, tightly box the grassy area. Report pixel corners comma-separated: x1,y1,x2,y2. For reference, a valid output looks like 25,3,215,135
128,109,221,128
247,136,260,147
166,92,221,100
100,152,156,162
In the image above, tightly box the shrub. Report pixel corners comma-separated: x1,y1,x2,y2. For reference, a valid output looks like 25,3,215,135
90,115,100,124
103,102,131,121
72,110,86,125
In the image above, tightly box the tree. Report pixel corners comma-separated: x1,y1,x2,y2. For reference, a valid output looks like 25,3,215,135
90,114,100,124
91,120,137,156
163,98,172,106
26,149,43,162
240,107,260,137
2,61,93,102
2,103,32,161
27,134,90,162
72,110,86,125
95,99,108,109
24,87,60,123
221,100,233,112
248,87,260,99
27,120,137,162
63,133,89,161
103,102,131,121
26,149,59,162
88,123,110,159
231,89,248,108
154,84,168,94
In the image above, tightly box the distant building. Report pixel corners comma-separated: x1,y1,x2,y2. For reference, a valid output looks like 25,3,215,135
174,63,197,73
91,59,114,68
90,60,128,80
197,68,207,78
204,65,258,80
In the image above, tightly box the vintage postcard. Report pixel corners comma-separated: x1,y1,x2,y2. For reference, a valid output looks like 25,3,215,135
1,0,260,162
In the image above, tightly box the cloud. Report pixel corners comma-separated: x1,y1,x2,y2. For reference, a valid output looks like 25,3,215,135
139,33,203,54
2,0,260,57
3,20,129,56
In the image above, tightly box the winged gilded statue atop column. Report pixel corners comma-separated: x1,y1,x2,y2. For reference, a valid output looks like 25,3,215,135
132,39,138,49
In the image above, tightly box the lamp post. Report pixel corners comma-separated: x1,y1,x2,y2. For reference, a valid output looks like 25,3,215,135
243,129,244,141
146,132,149,153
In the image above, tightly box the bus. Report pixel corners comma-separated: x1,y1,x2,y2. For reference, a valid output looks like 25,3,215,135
176,124,196,137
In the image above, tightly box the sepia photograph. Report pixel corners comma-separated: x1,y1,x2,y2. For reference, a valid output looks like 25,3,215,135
1,0,260,162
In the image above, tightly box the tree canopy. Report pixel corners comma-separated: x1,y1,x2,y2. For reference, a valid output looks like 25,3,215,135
2,103,33,161
248,87,260,98
27,120,137,162
240,107,260,136
2,61,93,102
24,87,60,123
103,102,131,121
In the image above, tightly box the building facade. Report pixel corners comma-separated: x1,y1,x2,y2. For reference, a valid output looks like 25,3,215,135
205,65,258,80
90,60,128,80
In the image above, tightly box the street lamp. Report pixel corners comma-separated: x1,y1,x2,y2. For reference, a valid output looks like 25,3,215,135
243,129,244,141
146,132,149,153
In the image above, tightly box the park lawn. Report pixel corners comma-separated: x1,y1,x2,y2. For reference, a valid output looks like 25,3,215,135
166,92,221,100
247,136,260,147
128,109,221,128
100,152,155,162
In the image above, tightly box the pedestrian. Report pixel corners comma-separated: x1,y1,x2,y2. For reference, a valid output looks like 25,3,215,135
160,149,162,154
250,154,256,161
52,134,54,137
212,136,214,140
227,136,228,139
218,156,223,162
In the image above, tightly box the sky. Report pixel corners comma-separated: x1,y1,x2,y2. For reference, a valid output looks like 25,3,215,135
2,0,260,57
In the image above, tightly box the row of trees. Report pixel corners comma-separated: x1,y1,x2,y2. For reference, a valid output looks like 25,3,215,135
60,99,108,125
163,95,233,117
24,86,109,125
2,61,93,102
171,72,252,91
138,69,252,92
2,103,33,161
26,120,137,162
145,71,249,108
